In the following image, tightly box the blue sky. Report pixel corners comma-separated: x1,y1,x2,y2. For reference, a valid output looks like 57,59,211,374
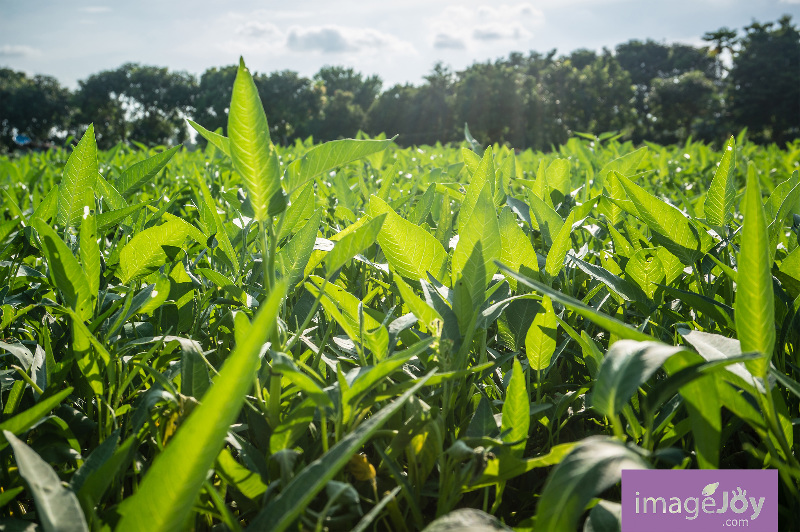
1,0,798,89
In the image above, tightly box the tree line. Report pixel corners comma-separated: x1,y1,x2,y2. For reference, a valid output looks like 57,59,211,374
1,15,797,152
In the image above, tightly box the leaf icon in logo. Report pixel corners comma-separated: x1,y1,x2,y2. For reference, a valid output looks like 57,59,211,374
702,482,719,496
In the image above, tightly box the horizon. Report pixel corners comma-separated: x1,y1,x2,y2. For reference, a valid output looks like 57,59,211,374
1,1,798,90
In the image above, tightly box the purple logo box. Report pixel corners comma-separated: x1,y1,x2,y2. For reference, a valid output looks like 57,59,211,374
622,469,777,531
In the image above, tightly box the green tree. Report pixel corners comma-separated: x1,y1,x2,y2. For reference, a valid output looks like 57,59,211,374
257,70,323,145
648,70,719,143
728,16,800,143
0,69,72,151
313,66,382,112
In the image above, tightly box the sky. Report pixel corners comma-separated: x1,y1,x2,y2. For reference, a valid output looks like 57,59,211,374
1,0,799,90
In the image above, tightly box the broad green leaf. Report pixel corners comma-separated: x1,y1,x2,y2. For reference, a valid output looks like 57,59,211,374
58,124,98,229
625,249,665,299
735,163,775,375
0,388,73,451
271,352,332,408
584,501,622,532
247,371,434,532
461,147,481,175
116,146,180,197
468,442,575,490
569,255,649,306
368,195,448,283
546,158,570,204
526,296,557,372
528,192,563,248
596,146,648,190
704,136,736,226
544,211,576,280
215,448,267,500
95,172,127,210
459,146,495,234
497,263,656,342
181,345,211,399
394,275,442,331
286,138,393,193
118,217,201,283
501,358,529,458
79,213,100,308
305,276,389,360
498,206,539,289
277,209,321,289
326,214,385,273
31,187,58,223
77,434,136,510
115,280,287,532
31,219,93,320
453,182,500,308
4,431,89,532
616,174,712,265
194,173,238,271
279,182,316,240
70,430,120,494
228,58,284,220
591,340,687,419
534,436,649,531
95,203,146,232
187,119,231,157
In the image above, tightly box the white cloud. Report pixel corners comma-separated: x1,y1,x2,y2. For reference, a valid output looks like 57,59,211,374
0,45,40,58
433,33,467,50
79,6,111,13
427,3,544,49
286,26,411,54
223,12,415,57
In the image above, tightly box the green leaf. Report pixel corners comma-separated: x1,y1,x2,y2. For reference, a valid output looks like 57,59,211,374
704,136,736,226
277,209,321,289
271,352,332,408
459,146,495,234
616,174,712,265
596,146,648,190
498,206,539,290
187,120,231,157
568,255,649,306
31,219,92,320
95,203,146,232
79,213,100,309
31,187,58,223
534,436,648,531
544,211,576,280
95,173,127,210
583,501,622,532
0,388,73,451
453,182,500,307
116,146,180,197
58,124,98,229
591,340,687,419
286,138,393,193
215,448,267,500
326,214,385,273
194,173,238,271
115,280,287,532
525,296,557,372
624,249,665,300
497,263,656,342
546,158,570,204
118,218,201,283
247,371,435,532
469,442,575,489
368,195,449,283
394,275,442,332
228,58,284,220
4,430,89,532
735,163,775,375
305,276,389,360
528,192,563,248
501,358,529,458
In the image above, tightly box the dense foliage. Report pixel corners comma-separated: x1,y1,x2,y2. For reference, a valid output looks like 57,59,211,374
1,16,799,152
0,58,799,531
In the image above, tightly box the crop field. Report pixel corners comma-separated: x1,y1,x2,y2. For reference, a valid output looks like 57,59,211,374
0,60,799,531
